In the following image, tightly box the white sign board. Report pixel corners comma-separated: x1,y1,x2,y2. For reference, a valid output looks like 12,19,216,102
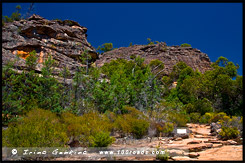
177,129,187,134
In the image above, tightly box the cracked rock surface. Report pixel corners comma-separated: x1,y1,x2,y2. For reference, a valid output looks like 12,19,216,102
2,14,98,77
95,43,212,75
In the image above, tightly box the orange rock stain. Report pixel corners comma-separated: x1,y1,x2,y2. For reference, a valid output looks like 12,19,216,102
15,50,30,60
39,51,44,63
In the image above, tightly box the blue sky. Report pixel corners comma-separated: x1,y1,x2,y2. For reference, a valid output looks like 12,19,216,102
2,3,243,75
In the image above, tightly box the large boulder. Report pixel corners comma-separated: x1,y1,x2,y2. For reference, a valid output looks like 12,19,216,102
210,122,222,136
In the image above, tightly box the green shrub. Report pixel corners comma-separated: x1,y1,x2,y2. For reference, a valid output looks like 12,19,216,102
61,112,89,142
239,116,243,124
97,43,113,53
183,103,195,114
211,112,227,122
105,111,117,123
130,55,136,60
180,43,191,47
199,112,229,124
80,112,113,145
219,126,240,140
219,115,242,131
199,112,214,124
215,115,242,140
89,131,115,147
122,106,147,118
162,122,174,134
82,111,113,133
149,59,164,69
2,109,69,147
26,50,38,70
114,107,150,139
2,5,22,23
114,115,131,134
156,148,169,161
131,119,150,139
61,111,113,147
189,112,201,123
147,38,155,45
168,112,188,127
193,98,213,115
3,15,13,23
155,122,174,136
161,76,172,87
115,114,149,138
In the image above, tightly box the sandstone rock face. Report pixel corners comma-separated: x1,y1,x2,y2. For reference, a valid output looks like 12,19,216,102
95,43,212,75
3,15,211,77
2,14,98,77
187,140,202,144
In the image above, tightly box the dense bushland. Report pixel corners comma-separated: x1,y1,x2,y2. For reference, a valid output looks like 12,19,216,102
2,49,243,147
2,109,69,147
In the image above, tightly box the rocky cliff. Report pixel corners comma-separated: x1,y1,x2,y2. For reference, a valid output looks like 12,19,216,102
2,14,212,78
95,43,212,75
2,14,98,77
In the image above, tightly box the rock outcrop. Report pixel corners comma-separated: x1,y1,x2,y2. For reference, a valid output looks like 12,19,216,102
210,122,222,136
2,14,212,78
95,43,212,75
2,14,98,77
